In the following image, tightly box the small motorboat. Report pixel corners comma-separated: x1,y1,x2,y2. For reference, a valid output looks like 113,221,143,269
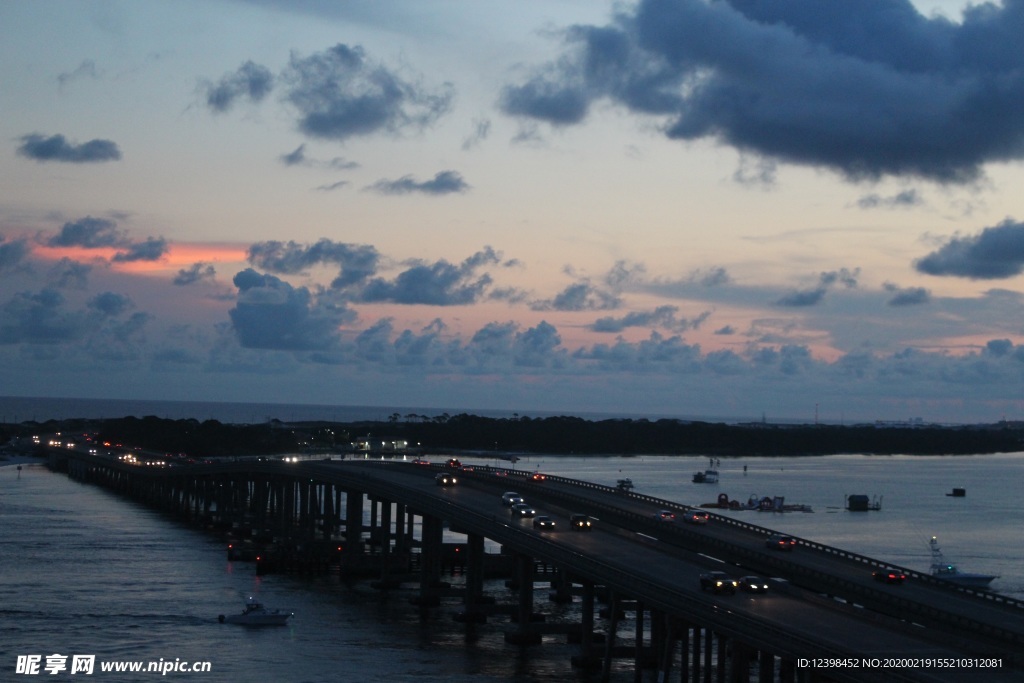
219,597,292,625
692,469,719,484
929,537,997,588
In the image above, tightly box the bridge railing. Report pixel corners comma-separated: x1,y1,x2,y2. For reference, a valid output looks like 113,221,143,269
439,462,1024,610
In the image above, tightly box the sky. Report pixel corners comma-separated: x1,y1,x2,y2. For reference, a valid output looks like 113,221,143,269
4,0,1024,425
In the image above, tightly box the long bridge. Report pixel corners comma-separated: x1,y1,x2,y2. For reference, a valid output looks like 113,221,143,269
45,444,1024,683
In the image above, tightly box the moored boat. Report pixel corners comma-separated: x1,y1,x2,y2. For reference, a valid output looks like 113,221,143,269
692,469,719,484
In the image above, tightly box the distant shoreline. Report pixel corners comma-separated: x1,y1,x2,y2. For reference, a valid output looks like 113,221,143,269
6,413,1022,458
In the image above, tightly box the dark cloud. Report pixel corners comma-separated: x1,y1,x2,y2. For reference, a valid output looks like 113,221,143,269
533,282,621,312
500,0,1024,183
17,133,121,163
577,331,703,371
856,188,923,209
0,238,30,271
775,287,827,307
48,258,91,289
247,239,380,289
204,60,274,112
915,219,1024,279
776,268,859,306
367,170,469,196
282,43,453,141
884,282,931,306
46,216,167,263
589,306,710,333
111,237,168,262
0,289,87,344
173,263,217,286
88,292,133,317
47,217,126,248
355,248,501,305
229,269,354,351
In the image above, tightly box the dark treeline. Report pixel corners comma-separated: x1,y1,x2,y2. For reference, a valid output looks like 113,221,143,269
381,414,1022,456
19,413,1024,457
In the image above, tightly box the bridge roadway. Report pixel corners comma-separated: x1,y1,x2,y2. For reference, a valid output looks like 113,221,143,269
294,458,1022,682
53,447,1023,682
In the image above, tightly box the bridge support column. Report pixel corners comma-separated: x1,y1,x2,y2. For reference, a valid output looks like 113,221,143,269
373,498,396,587
549,567,573,603
602,589,621,682
692,627,702,683
757,650,774,683
703,628,714,683
729,641,750,683
634,600,646,683
462,533,487,620
345,490,364,553
572,580,600,670
505,553,542,644
393,503,408,554
778,658,795,683
412,513,443,606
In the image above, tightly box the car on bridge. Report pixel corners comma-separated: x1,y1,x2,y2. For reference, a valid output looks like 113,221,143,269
738,576,769,593
873,568,907,584
532,515,556,530
511,503,536,518
569,514,593,531
683,510,709,524
699,571,738,594
502,491,524,506
445,458,461,468
765,533,796,551
435,473,458,486
653,510,676,522
529,472,547,482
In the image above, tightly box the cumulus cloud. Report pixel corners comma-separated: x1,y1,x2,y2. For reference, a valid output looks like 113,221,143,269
88,291,133,317
355,247,502,305
229,269,355,351
533,282,621,312
247,239,380,289
203,60,274,112
282,43,453,141
111,237,168,263
47,216,127,248
0,238,30,271
17,133,121,163
589,306,711,333
500,0,1024,183
44,216,167,263
915,219,1024,279
776,268,859,307
0,289,87,344
367,170,469,196
884,282,931,306
174,263,217,286
47,258,91,289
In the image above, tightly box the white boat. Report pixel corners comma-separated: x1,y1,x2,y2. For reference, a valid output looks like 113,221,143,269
929,537,998,588
692,469,719,484
219,597,292,625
